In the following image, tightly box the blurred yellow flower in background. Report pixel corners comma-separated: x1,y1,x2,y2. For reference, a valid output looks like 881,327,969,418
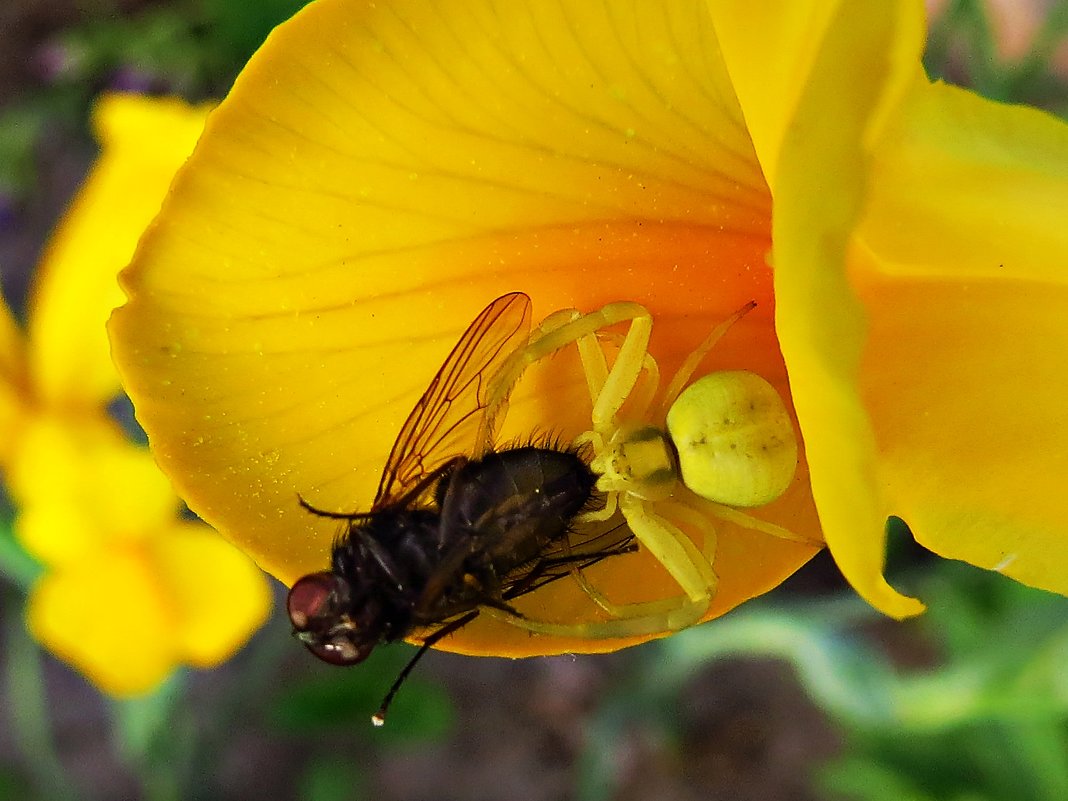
1,93,270,696
108,0,1068,655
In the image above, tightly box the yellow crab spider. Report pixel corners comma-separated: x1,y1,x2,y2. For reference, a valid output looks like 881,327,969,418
480,300,816,640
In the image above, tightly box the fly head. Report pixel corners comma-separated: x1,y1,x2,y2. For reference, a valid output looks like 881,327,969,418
287,571,379,665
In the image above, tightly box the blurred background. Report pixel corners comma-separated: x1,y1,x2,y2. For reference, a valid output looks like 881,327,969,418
1,1,1067,799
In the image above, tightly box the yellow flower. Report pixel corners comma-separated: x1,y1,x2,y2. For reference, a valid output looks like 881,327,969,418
2,93,271,696
108,1,1068,655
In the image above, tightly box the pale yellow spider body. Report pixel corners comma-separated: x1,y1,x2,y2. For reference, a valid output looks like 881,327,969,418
480,300,814,639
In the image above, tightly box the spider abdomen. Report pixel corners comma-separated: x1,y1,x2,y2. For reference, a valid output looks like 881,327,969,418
666,370,797,507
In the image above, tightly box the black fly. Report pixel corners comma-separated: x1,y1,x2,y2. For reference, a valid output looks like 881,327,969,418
286,293,631,725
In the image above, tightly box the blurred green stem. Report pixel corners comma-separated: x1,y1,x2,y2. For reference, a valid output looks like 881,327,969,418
0,524,42,592
3,603,77,801
111,675,189,801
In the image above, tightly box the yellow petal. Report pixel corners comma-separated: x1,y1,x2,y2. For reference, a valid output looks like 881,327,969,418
0,285,29,462
708,1,837,189
708,0,924,190
25,524,269,695
26,547,178,696
11,417,178,565
27,94,209,410
15,502,102,570
856,81,1068,596
861,79,1068,285
713,0,926,617
860,275,1068,595
149,523,271,666
110,0,820,653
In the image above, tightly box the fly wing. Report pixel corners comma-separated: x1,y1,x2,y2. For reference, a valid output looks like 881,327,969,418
373,292,532,508
499,525,636,600
411,524,636,626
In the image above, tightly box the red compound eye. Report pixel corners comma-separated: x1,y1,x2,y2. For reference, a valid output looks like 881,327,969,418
287,572,342,631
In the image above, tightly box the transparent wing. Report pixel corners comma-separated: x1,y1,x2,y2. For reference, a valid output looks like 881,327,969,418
373,292,532,507
412,525,636,625
499,526,636,600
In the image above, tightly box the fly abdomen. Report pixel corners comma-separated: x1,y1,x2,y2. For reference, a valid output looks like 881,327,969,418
439,446,597,570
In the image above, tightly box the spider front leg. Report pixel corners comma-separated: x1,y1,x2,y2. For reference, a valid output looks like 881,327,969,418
570,492,718,627
482,302,658,444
